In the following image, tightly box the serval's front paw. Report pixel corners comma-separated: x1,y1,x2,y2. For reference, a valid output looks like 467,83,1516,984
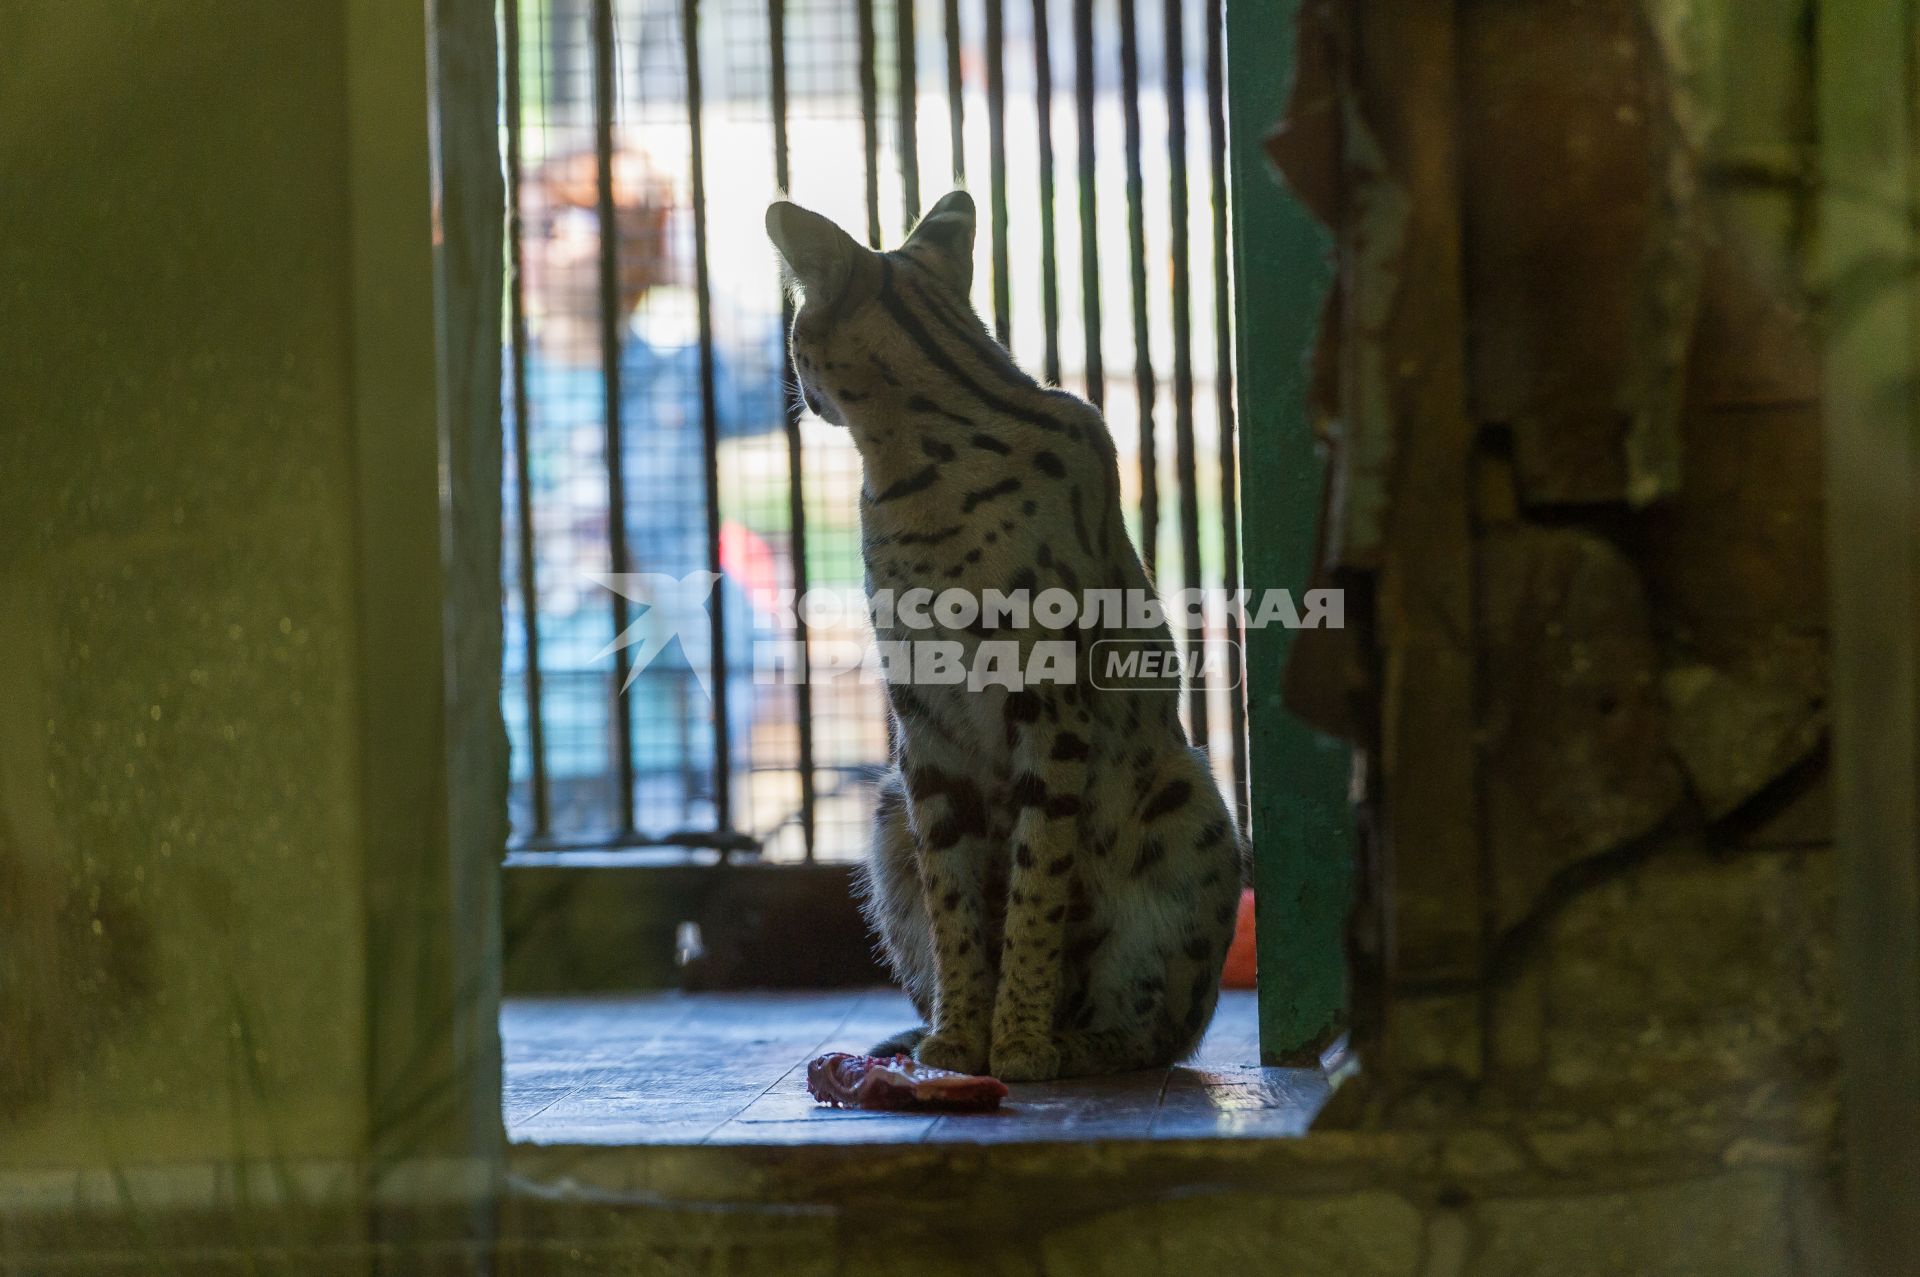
868,1025,929,1058
989,1034,1062,1082
916,1030,988,1076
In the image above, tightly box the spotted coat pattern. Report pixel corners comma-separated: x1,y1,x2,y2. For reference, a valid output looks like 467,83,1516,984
767,191,1242,1081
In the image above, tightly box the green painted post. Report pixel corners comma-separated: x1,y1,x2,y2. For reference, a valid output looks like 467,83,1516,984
1223,0,1353,1064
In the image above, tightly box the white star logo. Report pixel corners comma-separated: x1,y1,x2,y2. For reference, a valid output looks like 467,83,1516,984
582,570,724,698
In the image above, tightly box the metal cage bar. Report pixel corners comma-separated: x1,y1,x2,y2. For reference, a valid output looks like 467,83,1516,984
1163,0,1207,748
504,0,553,838
1032,0,1061,385
1205,0,1247,822
1117,0,1158,576
943,0,966,181
858,0,884,246
681,0,733,840
897,0,921,227
770,0,820,861
985,0,1012,344
504,0,1258,862
592,0,640,833
1071,0,1102,408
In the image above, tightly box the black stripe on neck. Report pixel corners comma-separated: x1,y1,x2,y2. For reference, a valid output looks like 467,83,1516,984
893,257,1037,394
869,463,942,504
877,259,1080,440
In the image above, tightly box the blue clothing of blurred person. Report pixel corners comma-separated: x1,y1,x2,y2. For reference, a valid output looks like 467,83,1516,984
503,148,783,839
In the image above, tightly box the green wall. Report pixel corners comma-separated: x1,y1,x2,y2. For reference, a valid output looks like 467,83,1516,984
0,5,507,1238
1224,0,1353,1063
0,3,371,1174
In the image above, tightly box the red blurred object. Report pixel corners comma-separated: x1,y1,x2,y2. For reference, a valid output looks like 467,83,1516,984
719,519,780,602
1221,888,1257,989
806,1053,1009,1112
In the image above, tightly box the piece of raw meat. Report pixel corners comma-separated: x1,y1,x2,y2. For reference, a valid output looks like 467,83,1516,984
806,1052,1009,1112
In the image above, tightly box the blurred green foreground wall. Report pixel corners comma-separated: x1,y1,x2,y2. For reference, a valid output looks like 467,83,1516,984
0,2,508,1251
0,2,373,1173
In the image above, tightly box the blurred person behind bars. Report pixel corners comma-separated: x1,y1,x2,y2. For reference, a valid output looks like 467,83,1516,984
509,147,779,836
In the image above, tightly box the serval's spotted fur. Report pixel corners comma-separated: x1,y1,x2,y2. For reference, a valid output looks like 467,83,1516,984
766,190,1241,1081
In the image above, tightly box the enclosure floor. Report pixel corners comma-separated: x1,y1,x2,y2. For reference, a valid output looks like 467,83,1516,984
501,987,1330,1146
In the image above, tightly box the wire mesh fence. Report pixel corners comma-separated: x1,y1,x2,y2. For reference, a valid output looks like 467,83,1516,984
501,0,1245,863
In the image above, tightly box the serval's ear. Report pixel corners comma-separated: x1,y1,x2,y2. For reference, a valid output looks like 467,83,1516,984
765,200,864,307
901,189,975,296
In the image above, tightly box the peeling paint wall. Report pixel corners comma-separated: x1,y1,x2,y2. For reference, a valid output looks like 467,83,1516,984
1271,0,1837,1190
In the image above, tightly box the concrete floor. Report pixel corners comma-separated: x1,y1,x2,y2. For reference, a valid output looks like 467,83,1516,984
502,987,1330,1145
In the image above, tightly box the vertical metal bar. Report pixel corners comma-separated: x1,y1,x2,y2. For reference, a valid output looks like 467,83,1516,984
592,0,639,832
505,0,552,837
554,0,588,129
1071,0,1102,408
676,674,697,805
777,351,819,853
1163,0,1206,748
857,0,883,246
1205,0,1246,822
1031,0,1060,384
682,0,732,835
943,0,965,181
769,0,819,861
1117,0,1157,575
984,0,1011,343
897,0,921,227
